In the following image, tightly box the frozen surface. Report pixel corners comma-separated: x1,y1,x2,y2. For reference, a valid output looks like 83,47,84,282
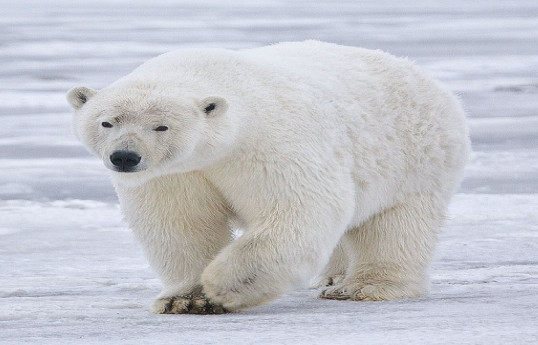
1,0,537,344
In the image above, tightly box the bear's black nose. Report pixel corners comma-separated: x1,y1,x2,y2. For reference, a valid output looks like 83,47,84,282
110,151,141,172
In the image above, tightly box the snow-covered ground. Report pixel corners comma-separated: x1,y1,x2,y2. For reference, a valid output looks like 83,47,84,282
1,0,537,344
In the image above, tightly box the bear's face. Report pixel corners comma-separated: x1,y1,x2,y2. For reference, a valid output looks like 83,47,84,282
67,84,234,185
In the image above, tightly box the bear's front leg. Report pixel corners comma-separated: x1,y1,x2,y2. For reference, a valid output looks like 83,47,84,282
201,177,354,312
116,173,233,314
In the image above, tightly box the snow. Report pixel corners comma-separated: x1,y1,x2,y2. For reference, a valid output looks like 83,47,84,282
1,0,537,344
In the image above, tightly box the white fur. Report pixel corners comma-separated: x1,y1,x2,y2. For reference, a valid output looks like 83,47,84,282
68,41,470,313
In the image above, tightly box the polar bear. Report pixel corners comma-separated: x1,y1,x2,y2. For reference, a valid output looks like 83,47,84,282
67,40,469,314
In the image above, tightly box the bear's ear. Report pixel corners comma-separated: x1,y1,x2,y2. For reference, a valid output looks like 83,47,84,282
66,86,97,110
198,96,228,117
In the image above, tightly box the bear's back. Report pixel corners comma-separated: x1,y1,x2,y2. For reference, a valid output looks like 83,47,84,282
117,41,414,94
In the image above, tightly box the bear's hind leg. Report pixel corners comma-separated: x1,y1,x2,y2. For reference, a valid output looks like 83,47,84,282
320,192,446,301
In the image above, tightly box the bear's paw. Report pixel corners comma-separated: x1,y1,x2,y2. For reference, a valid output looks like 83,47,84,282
151,294,228,315
319,280,423,301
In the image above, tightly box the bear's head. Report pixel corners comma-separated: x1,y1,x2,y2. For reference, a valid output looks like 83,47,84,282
67,83,236,186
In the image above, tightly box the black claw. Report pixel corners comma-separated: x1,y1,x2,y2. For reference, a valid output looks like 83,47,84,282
187,299,195,312
163,298,174,313
210,304,228,314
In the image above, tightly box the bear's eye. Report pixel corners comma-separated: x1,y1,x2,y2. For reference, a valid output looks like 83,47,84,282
154,125,168,132
204,103,216,113
101,121,113,128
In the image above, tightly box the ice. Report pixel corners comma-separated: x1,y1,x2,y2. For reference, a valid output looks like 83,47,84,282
1,0,537,344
